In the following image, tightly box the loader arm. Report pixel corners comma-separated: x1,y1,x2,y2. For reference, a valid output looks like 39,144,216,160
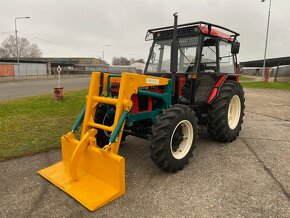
38,72,170,211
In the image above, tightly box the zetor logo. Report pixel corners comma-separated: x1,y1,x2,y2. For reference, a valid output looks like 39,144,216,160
146,78,160,85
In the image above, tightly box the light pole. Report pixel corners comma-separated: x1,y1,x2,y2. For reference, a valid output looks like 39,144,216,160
261,0,272,81
102,44,111,63
15,16,30,77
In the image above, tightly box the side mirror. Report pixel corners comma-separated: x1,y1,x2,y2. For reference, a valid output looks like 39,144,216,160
231,41,240,54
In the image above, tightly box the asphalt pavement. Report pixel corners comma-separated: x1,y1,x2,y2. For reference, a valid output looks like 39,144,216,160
0,77,91,101
0,88,290,217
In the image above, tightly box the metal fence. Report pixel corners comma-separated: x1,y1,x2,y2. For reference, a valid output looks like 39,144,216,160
0,62,138,82
241,65,290,81
0,62,47,77
14,63,47,77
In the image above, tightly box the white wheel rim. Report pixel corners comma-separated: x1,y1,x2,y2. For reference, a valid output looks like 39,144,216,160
170,120,194,160
228,95,241,130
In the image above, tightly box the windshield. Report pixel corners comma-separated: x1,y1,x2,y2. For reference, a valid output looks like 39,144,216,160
147,36,200,73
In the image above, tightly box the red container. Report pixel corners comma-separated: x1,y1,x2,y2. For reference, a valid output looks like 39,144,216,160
53,87,64,100
0,64,14,77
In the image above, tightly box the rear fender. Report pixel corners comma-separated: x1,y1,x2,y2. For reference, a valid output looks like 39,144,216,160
207,75,227,104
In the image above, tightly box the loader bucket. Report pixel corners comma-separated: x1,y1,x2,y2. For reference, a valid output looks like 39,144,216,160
38,130,125,211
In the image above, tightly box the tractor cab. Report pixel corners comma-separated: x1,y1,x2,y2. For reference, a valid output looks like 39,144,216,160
143,19,241,108
144,21,240,76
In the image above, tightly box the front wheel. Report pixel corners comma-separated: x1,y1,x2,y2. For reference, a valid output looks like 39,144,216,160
94,104,113,148
150,104,197,172
208,80,245,142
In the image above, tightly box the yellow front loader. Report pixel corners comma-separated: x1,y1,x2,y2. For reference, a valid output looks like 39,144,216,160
38,72,170,211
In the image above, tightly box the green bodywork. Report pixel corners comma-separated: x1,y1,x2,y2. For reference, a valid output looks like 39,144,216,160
106,74,172,124
127,79,172,124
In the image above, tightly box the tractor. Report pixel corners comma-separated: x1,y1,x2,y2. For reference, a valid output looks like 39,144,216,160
39,14,245,211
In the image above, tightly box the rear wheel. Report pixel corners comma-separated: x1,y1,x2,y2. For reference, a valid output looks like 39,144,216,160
150,104,197,172
208,80,245,142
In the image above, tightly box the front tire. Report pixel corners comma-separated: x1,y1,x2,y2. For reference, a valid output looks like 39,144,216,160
94,104,114,147
150,104,197,172
208,80,245,142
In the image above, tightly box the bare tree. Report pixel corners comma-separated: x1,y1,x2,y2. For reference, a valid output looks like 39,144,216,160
112,56,130,65
130,58,136,64
0,35,42,58
130,58,145,64
135,58,145,64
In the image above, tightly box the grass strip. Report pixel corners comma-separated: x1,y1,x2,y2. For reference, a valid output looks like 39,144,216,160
241,81,290,90
0,89,87,161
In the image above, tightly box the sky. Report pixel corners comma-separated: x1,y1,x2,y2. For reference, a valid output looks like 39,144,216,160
0,0,289,64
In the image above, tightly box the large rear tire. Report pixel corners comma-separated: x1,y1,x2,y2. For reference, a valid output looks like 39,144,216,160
208,80,245,142
150,104,197,172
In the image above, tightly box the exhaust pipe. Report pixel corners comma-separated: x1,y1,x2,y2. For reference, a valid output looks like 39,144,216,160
170,12,178,73
170,12,178,100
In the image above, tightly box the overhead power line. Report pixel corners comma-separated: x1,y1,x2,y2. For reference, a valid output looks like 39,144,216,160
18,31,98,54
0,31,14,35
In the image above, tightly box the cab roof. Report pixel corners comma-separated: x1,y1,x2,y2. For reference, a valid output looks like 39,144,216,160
145,21,239,42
